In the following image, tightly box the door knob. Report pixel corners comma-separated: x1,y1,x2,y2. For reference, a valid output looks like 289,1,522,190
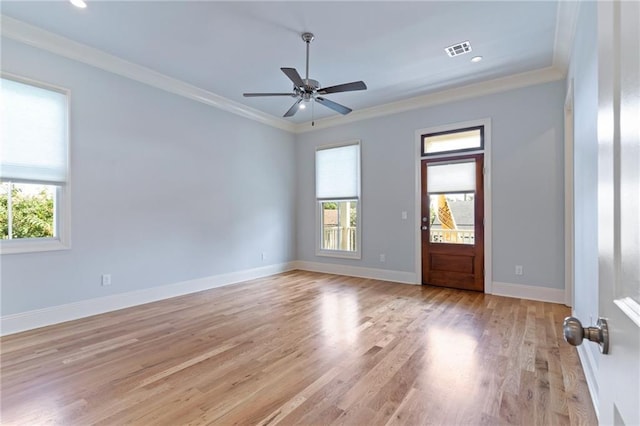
563,316,609,354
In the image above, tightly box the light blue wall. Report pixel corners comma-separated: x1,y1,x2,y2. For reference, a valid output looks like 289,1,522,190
295,80,566,290
567,2,600,363
1,35,569,318
0,38,297,315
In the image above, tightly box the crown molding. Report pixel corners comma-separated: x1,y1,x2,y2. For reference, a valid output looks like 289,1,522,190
294,66,565,133
295,1,579,133
553,0,581,73
2,11,574,136
0,15,295,133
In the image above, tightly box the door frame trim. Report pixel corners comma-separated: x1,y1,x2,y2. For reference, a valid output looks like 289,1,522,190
414,118,492,291
564,79,575,307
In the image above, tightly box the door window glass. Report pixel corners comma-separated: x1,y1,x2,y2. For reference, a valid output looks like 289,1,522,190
427,160,476,245
429,193,475,245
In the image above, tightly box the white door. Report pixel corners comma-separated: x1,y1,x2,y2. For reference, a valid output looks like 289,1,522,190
596,1,640,424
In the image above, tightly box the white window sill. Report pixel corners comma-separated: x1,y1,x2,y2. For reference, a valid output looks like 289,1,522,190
316,249,361,260
1,238,70,255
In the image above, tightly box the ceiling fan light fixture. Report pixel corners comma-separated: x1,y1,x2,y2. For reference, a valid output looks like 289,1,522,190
299,103,306,110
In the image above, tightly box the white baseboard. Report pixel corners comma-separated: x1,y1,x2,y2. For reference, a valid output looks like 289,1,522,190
292,260,419,285
0,262,295,336
577,343,600,420
1,265,567,336
491,281,565,304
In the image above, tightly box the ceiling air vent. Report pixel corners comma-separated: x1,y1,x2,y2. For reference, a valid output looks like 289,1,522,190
445,41,472,57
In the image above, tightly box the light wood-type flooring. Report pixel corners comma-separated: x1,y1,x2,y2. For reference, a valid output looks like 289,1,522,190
1,271,597,425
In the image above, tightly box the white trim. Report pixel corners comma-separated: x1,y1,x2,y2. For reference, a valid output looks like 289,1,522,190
414,131,422,284
1,16,569,135
0,72,72,254
0,15,295,133
484,120,493,294
491,281,565,304
315,248,361,260
414,118,492,292
0,262,295,336
614,297,640,328
0,236,70,255
564,79,575,307
292,260,418,285
296,67,563,133
553,0,581,73
577,344,600,421
0,263,574,336
315,140,362,259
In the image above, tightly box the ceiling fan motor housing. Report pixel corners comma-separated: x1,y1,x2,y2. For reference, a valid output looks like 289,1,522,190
303,79,320,91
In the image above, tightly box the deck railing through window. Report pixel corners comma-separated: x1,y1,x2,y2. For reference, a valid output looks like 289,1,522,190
430,229,475,244
322,226,357,251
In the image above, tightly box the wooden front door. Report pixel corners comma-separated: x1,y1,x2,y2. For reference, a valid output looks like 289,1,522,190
421,154,484,291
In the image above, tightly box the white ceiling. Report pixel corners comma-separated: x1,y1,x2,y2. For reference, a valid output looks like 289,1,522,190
1,1,564,124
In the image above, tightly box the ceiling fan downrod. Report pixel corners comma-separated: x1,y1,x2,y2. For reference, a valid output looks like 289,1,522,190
302,32,314,84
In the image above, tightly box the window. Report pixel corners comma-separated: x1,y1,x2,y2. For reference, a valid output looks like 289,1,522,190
422,126,483,156
316,141,360,258
1,76,70,254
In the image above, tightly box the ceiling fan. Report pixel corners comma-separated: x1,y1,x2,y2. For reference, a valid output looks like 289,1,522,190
243,32,367,118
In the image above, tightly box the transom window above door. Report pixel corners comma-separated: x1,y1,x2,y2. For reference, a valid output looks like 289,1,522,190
421,126,483,156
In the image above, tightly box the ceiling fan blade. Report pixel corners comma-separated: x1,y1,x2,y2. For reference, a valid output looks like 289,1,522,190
317,81,367,95
243,92,295,97
281,68,305,88
315,96,352,115
283,99,303,117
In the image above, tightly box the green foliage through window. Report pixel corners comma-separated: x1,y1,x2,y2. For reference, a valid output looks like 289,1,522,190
0,182,55,239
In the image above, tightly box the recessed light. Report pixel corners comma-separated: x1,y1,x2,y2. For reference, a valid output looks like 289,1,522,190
70,0,87,8
471,56,483,63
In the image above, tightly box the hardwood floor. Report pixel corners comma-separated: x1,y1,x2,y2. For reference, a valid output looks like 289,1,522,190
0,271,597,425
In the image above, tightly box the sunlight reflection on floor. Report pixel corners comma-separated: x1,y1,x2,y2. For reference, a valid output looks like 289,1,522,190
422,327,479,394
320,291,360,346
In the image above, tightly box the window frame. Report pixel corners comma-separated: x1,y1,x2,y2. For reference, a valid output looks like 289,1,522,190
315,140,361,259
1,73,71,255
421,125,484,157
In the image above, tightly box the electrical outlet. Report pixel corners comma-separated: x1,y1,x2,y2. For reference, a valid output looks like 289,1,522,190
515,265,523,276
401,211,408,220
379,254,386,262
101,274,112,286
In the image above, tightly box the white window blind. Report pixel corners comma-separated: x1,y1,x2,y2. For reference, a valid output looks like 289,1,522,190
316,143,359,199
1,77,68,184
427,161,476,193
